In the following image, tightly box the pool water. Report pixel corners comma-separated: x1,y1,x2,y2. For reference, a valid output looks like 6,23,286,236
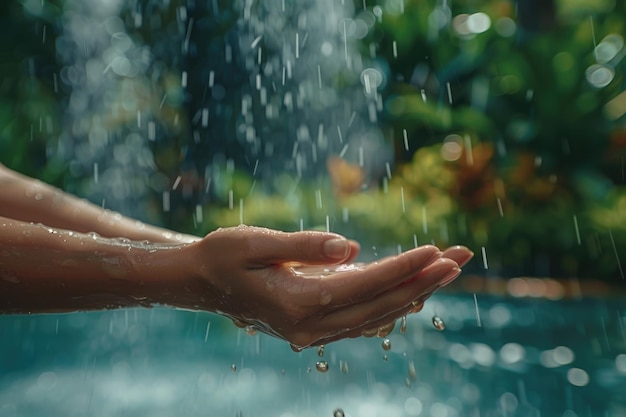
1,294,624,417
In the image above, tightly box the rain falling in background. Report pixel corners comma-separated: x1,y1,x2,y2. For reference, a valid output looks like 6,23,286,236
0,0,625,416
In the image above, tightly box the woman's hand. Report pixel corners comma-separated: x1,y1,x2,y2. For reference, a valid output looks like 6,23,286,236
0,215,472,349
359,245,475,338
177,226,471,349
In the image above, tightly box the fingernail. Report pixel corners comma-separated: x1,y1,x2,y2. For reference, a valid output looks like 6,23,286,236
439,267,461,287
324,238,349,259
458,249,475,265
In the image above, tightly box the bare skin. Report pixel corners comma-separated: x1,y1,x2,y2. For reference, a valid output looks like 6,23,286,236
0,164,199,244
0,164,473,348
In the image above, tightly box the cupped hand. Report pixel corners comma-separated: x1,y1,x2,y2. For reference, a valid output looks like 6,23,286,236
184,225,468,348
359,244,475,338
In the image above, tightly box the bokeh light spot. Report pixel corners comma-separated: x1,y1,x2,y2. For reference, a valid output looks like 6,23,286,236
567,368,590,387
586,64,614,88
467,12,491,34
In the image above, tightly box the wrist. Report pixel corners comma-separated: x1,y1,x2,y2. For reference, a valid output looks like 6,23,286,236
133,240,213,311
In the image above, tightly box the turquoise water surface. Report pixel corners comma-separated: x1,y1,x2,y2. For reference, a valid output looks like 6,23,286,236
1,294,624,417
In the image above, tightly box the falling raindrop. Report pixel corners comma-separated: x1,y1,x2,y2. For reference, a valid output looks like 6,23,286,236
317,345,325,357
333,409,345,417
204,321,211,342
383,354,388,361
316,361,329,373
481,246,489,269
573,215,581,245
496,197,504,217
408,361,416,380
432,315,446,331
231,364,237,372
608,229,624,279
382,338,391,351
474,293,482,327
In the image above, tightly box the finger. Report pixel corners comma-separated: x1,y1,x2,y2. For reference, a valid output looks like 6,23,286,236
442,245,474,268
318,258,460,333
376,320,396,337
248,230,354,265
354,319,396,340
315,296,432,346
232,319,248,328
315,304,417,345
409,301,425,313
344,240,361,263
320,245,442,305
360,327,378,338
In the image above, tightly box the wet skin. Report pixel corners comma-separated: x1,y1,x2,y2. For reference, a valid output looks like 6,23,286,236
0,164,474,348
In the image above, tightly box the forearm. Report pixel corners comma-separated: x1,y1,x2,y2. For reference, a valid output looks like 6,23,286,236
0,164,199,243
0,217,205,314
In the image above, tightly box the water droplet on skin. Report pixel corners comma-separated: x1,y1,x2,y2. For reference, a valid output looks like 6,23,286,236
290,343,304,352
382,338,391,351
333,408,345,417
245,326,257,336
376,321,395,337
319,291,332,305
316,361,329,372
231,364,237,372
432,315,446,331
317,345,325,357
400,316,407,334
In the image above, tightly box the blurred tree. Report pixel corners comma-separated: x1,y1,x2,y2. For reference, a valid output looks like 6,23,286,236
0,1,66,184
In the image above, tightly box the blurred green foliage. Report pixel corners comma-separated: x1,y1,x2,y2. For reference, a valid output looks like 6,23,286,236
0,1,66,183
2,0,626,280
199,0,626,280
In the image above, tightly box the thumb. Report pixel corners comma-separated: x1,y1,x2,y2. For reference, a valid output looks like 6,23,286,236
249,230,355,265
